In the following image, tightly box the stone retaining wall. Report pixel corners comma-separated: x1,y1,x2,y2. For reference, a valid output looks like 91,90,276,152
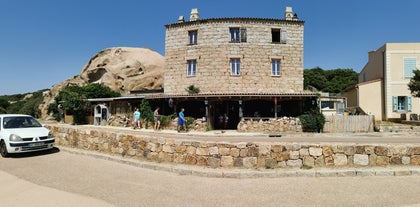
237,117,302,133
46,125,420,169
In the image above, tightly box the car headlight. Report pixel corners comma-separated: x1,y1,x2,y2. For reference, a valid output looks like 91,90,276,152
48,131,53,138
9,134,22,141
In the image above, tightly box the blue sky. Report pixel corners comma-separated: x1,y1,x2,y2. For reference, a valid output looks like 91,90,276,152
1,0,419,95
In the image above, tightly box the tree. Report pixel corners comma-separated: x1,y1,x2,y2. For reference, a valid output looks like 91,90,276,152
304,67,357,93
17,91,44,118
408,69,420,97
0,98,10,112
139,99,153,128
303,67,328,91
83,83,120,98
324,69,358,93
49,84,120,124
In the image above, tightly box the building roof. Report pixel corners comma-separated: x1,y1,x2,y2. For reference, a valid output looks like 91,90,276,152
165,17,304,28
86,92,318,103
87,96,145,102
145,92,317,99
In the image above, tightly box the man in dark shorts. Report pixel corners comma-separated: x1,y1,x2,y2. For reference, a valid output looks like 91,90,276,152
177,108,186,132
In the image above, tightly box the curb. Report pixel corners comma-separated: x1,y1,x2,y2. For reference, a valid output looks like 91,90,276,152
58,146,420,179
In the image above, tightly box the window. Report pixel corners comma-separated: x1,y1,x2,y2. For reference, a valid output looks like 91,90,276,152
321,101,335,110
393,96,412,112
230,58,240,75
230,27,246,43
272,29,287,43
272,29,280,43
404,58,417,78
188,30,198,45
230,28,240,42
271,59,281,76
240,27,247,42
187,60,196,76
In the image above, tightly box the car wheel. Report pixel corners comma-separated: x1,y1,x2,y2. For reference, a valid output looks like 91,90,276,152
0,141,9,158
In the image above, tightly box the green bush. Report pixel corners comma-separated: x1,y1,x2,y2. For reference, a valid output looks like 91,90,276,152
159,113,177,128
185,117,195,129
139,99,154,128
299,107,325,133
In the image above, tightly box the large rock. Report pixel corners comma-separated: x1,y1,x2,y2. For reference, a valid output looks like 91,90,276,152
79,47,164,92
39,47,165,119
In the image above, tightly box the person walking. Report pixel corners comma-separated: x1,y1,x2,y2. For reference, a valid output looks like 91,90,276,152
177,108,187,132
153,107,160,130
132,108,141,129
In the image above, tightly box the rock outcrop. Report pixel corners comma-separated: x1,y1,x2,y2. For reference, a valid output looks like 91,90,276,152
39,47,165,119
79,47,165,92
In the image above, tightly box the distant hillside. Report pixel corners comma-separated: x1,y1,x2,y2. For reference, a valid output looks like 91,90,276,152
0,89,48,117
1,47,166,120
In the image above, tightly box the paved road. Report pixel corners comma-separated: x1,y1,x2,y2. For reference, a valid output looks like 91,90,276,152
1,148,420,207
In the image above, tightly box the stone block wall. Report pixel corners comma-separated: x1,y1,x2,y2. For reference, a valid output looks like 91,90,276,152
164,18,304,94
237,117,302,133
47,124,420,169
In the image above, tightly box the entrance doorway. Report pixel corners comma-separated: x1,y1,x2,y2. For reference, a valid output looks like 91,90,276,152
212,101,239,130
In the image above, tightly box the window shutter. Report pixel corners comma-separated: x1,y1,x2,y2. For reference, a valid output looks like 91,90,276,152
393,96,398,111
408,96,412,112
280,29,287,44
404,58,416,78
240,27,247,42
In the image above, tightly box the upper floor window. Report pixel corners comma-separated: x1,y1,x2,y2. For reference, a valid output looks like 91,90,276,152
187,60,197,76
404,57,417,78
272,28,287,44
362,73,366,82
188,30,198,45
230,27,247,43
271,59,281,76
230,58,241,75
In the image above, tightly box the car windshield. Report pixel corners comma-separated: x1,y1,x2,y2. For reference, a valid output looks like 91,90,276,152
3,116,43,129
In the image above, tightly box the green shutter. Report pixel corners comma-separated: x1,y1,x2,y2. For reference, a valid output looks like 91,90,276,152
408,96,412,112
404,58,416,78
393,96,398,111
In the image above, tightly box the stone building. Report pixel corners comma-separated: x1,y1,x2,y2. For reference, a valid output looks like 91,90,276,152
150,7,317,129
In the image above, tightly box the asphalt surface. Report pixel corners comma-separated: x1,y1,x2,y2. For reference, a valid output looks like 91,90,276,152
1,147,420,207
2,125,420,207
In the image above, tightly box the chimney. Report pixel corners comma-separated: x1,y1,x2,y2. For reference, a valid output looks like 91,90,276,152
190,8,199,21
178,16,185,23
285,7,293,20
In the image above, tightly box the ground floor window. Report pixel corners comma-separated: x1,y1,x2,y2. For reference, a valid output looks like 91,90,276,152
393,96,412,112
321,101,335,110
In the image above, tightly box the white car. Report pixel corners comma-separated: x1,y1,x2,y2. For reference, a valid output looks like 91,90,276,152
0,114,55,157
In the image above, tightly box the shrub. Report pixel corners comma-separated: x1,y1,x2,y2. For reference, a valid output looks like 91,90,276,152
159,113,177,128
299,107,325,133
185,117,195,129
185,85,200,94
139,99,153,128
